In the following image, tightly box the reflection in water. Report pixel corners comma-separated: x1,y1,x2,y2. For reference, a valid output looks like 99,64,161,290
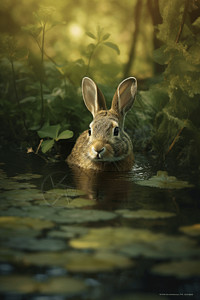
0,151,200,299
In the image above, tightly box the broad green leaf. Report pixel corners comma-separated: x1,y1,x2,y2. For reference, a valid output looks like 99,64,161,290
56,130,73,141
21,251,133,272
41,139,54,153
0,275,87,294
70,227,199,259
152,260,200,279
103,42,120,55
102,33,110,41
20,96,37,104
179,224,200,237
135,171,194,189
4,237,66,251
153,45,170,65
116,209,176,219
11,173,42,180
38,124,61,139
0,216,54,230
86,31,96,40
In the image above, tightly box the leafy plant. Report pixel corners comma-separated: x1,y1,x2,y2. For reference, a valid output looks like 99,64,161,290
37,124,73,153
150,0,200,167
85,26,120,75
22,6,58,127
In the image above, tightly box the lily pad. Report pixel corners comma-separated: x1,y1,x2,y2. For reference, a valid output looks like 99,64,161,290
46,188,86,198
0,189,44,201
41,196,96,208
0,216,54,230
0,275,87,294
70,227,200,259
57,209,117,224
0,247,23,262
116,209,176,219
179,224,200,236
152,260,200,278
11,173,42,180
0,199,31,209
22,250,133,272
135,171,194,189
3,237,66,251
0,207,117,224
0,179,37,190
48,226,88,239
64,197,96,208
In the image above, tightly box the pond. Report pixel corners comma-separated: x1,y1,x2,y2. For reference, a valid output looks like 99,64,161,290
0,149,200,300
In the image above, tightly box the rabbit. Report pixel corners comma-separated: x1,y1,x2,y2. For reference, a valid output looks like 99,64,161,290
66,76,137,171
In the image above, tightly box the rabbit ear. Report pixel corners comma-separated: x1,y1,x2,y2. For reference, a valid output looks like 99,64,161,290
82,77,107,117
111,77,137,121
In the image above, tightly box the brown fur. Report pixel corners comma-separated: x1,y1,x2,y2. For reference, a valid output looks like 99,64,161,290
67,77,137,172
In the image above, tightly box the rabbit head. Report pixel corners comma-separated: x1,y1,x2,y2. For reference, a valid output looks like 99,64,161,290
67,76,137,171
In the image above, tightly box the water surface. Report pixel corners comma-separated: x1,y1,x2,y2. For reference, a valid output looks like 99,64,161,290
0,149,200,299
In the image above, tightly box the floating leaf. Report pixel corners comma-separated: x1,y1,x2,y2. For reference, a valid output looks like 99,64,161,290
57,209,117,224
0,199,31,209
0,206,117,224
56,130,73,141
0,216,54,230
46,188,86,197
0,179,37,190
22,250,133,272
0,189,43,201
48,225,88,239
41,139,54,153
65,197,96,208
116,209,176,219
0,275,87,294
152,260,200,279
0,247,23,262
11,173,42,180
65,251,134,272
135,171,194,189
103,42,120,55
37,276,88,294
179,224,200,236
70,227,199,259
4,237,66,251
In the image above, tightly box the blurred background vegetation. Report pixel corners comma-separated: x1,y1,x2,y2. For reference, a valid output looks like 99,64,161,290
0,0,200,169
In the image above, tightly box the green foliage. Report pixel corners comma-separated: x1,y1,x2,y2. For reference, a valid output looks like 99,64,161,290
150,0,200,167
38,123,73,153
0,5,120,156
85,26,120,75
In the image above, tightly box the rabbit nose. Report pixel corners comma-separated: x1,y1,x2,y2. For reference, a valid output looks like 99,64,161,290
92,146,105,158
96,147,105,154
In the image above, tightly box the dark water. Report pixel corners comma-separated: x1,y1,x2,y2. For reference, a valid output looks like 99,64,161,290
0,149,200,300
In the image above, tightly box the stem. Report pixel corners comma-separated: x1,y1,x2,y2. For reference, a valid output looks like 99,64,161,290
40,23,46,126
11,60,19,106
175,0,189,43
85,43,99,76
11,59,28,130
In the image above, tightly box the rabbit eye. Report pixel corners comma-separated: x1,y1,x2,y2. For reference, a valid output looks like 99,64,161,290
113,127,119,136
88,128,92,136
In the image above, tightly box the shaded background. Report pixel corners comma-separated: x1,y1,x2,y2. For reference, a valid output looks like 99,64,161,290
0,0,200,169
